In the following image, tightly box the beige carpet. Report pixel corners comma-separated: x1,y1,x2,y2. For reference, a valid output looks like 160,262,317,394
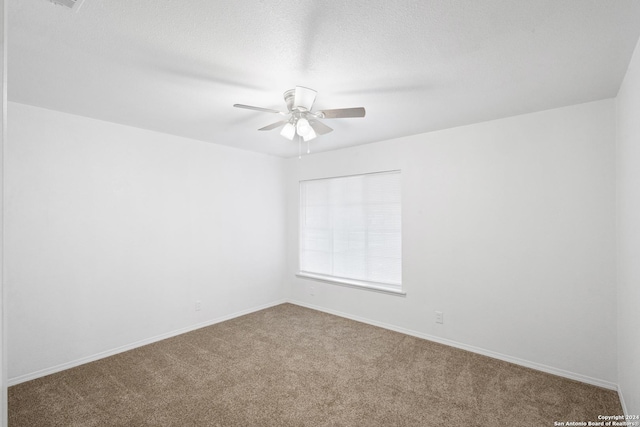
9,303,622,426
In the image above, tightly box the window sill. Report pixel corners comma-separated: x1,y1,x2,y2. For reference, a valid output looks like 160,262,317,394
296,272,406,297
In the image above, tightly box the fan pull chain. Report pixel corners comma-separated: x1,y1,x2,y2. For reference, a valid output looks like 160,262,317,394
307,139,310,154
298,135,302,159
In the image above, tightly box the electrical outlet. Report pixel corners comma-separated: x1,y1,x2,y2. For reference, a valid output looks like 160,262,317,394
309,286,315,296
435,311,443,324
195,300,202,311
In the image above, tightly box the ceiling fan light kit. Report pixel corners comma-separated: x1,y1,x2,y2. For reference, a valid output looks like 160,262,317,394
296,118,315,139
234,86,366,155
280,122,296,140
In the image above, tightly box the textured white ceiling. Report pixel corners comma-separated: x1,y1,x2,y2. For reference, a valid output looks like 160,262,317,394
8,0,640,158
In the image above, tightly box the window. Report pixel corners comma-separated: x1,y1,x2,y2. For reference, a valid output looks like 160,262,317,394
298,171,403,294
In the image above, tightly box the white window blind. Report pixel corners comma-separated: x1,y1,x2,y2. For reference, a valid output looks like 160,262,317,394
299,171,402,292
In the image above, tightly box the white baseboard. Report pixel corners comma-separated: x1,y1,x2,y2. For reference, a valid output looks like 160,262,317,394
618,386,628,416
10,298,620,393
8,299,287,387
288,299,619,391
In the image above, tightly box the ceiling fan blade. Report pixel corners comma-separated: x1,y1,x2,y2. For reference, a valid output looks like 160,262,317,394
258,120,289,131
294,86,317,110
309,119,333,135
233,104,285,115
318,107,366,119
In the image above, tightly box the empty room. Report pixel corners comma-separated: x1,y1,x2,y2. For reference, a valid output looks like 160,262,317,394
1,0,640,426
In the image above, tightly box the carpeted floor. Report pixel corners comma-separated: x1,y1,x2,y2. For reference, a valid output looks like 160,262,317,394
9,303,622,426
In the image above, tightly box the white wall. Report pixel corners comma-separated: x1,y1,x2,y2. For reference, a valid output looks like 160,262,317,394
286,99,617,386
1,0,6,424
2,95,623,396
616,37,640,416
5,102,286,382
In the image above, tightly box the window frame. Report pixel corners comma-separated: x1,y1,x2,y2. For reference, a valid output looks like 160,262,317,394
297,170,404,296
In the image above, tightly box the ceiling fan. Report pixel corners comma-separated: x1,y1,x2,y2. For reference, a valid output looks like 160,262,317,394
233,86,366,143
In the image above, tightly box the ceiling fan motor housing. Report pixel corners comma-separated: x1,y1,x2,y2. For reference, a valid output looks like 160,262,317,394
284,89,296,112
